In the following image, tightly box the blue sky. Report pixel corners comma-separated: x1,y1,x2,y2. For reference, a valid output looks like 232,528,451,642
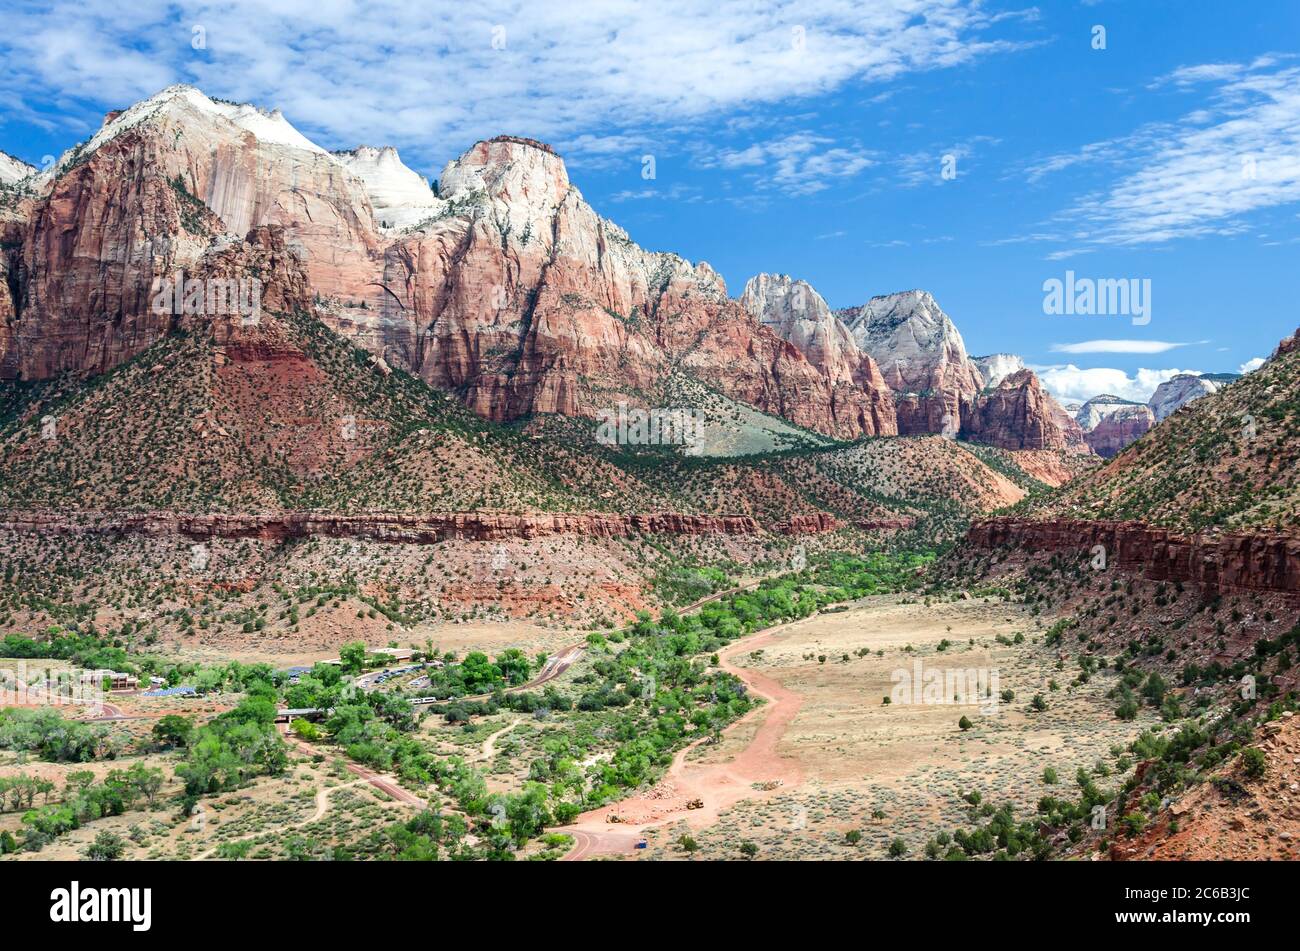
2,0,1298,402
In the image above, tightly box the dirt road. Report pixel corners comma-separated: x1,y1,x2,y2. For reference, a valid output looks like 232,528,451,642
193,778,368,860
285,731,426,807
560,622,805,860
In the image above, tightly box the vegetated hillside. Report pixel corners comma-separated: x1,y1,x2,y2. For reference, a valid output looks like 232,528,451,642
1105,711,1300,860
0,306,597,514
0,282,1075,639
0,292,1059,533
933,541,1300,862
1019,327,1300,535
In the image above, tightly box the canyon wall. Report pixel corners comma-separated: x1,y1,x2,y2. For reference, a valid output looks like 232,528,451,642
967,517,1300,596
0,509,872,544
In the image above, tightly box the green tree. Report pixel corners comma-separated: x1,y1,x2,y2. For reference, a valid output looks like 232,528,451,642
84,831,125,861
339,641,368,675
152,715,193,749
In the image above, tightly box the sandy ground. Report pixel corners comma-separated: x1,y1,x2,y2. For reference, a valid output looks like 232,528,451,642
571,593,1156,860
169,617,578,667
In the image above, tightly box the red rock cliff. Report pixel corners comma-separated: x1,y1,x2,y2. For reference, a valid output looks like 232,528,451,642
967,516,1300,596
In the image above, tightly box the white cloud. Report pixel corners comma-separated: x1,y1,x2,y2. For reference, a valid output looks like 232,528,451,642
1024,58,1300,245
709,132,874,195
0,1,1029,170
1032,364,1201,404
1239,356,1266,374
894,138,998,186
606,183,698,203
1050,339,1206,355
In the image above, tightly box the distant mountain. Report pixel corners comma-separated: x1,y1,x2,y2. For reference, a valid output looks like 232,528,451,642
0,151,35,186
1075,393,1144,432
1083,404,1154,458
742,278,1086,451
1148,374,1220,422
1070,370,1242,458
836,289,984,435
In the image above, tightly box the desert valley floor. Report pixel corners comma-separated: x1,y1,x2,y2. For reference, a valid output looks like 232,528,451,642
1,592,1168,862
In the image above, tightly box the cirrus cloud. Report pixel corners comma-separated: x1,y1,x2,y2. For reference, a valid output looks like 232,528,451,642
1049,339,1207,355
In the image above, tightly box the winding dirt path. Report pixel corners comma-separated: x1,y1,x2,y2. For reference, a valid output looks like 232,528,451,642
477,717,523,762
193,778,367,860
560,622,805,860
284,732,426,807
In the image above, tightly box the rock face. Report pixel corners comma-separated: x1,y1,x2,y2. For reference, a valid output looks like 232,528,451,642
968,517,1300,597
1148,374,1218,422
1275,327,1300,359
1084,404,1154,458
838,290,985,435
0,248,14,378
0,85,896,441
0,509,814,543
972,353,1024,388
743,275,1087,450
372,138,897,438
3,86,382,380
738,273,895,435
1074,393,1154,457
960,370,1089,451
1076,394,1142,432
0,152,34,186
331,145,441,232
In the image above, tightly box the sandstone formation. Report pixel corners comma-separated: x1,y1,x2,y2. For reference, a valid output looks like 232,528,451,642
1148,373,1218,422
0,152,34,186
770,512,841,534
968,517,1300,596
1275,327,1300,359
959,370,1089,451
971,352,1024,388
0,86,897,442
0,508,875,543
837,290,985,435
738,273,895,435
741,275,1086,451
1083,403,1154,458
1075,393,1142,431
